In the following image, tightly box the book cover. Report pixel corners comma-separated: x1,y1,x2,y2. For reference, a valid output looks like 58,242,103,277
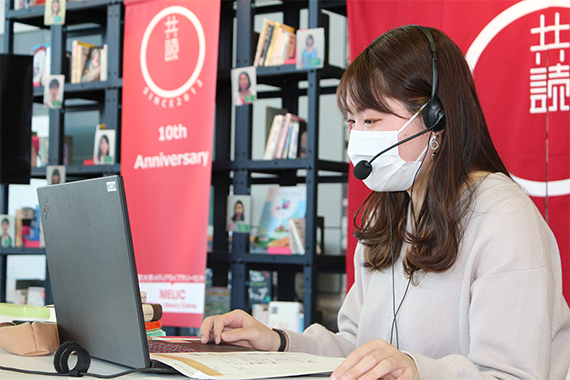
265,106,287,142
270,24,296,66
19,206,41,248
71,40,96,84
204,286,230,318
31,43,50,87
253,186,306,250
275,113,300,159
80,44,108,83
263,114,284,160
0,215,16,248
253,18,272,67
259,23,275,66
288,217,305,255
248,270,272,308
287,118,306,159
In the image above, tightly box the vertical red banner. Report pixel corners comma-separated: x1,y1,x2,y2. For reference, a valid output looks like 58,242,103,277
346,0,570,303
122,0,220,327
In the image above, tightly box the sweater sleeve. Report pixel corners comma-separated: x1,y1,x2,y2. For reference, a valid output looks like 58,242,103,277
408,180,570,379
285,244,367,357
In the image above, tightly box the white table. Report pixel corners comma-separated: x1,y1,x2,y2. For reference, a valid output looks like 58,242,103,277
0,348,187,379
0,349,334,379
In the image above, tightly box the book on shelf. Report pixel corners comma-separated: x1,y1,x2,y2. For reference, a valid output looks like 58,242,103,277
267,301,304,333
263,113,306,160
204,286,230,318
254,19,296,67
32,44,50,87
15,206,42,248
247,270,272,308
14,0,46,9
72,40,108,84
252,186,306,254
288,217,305,255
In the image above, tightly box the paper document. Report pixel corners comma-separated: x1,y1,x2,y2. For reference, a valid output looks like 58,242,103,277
150,351,344,379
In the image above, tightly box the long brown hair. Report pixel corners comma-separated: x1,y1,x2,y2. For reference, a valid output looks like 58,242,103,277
338,25,510,277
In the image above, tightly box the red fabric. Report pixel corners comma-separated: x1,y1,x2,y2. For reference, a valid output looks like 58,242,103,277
345,1,570,304
122,0,220,327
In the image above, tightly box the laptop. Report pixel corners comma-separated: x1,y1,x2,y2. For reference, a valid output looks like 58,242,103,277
38,175,245,371
37,175,161,369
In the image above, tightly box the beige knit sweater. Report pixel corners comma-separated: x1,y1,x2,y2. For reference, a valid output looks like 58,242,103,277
286,173,570,379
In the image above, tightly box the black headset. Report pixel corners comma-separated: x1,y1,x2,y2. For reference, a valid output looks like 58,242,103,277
352,26,446,181
415,25,445,132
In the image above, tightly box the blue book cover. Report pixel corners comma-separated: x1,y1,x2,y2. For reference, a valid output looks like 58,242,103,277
253,186,306,250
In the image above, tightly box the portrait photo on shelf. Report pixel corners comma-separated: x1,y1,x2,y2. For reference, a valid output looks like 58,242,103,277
296,28,324,70
46,165,66,185
44,0,66,26
231,66,257,106
227,194,252,233
0,215,16,248
43,74,64,109
93,128,116,165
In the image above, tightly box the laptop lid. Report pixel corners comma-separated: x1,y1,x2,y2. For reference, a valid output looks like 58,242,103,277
37,175,151,369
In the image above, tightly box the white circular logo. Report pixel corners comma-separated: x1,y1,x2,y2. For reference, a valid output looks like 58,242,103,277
140,6,206,99
466,0,570,197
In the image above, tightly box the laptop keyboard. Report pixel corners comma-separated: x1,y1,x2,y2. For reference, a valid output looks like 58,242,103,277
147,339,197,353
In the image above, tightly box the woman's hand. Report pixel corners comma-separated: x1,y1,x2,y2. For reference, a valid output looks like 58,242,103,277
199,309,281,351
331,339,419,380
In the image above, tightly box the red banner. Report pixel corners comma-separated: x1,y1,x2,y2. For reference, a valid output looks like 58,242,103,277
346,0,570,302
122,0,220,327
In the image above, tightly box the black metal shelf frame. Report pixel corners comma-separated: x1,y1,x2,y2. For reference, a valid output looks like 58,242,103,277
1,0,124,303
210,0,347,328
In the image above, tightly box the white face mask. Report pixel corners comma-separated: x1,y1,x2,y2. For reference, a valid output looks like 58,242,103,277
347,106,428,192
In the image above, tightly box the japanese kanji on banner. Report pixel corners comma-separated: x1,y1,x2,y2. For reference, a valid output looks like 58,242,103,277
345,0,570,302
122,0,220,327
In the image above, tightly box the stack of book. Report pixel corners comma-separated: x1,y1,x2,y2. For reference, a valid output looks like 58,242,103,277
263,113,307,160
254,19,296,67
141,295,165,337
71,40,108,84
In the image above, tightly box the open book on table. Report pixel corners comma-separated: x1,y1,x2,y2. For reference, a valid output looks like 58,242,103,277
150,350,343,379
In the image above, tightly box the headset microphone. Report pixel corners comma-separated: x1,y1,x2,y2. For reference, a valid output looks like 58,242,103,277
353,25,445,181
353,126,437,180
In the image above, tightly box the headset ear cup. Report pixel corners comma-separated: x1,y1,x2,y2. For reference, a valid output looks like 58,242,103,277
423,95,445,132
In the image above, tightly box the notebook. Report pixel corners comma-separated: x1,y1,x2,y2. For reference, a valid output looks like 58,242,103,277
37,175,234,370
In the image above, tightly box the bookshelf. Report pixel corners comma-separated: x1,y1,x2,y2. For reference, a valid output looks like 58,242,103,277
208,0,348,328
0,0,124,303
1,0,348,328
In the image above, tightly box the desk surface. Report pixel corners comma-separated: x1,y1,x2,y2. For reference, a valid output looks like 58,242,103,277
0,349,333,379
0,348,187,379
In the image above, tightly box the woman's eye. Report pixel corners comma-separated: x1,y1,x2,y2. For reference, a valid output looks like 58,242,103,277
346,119,355,129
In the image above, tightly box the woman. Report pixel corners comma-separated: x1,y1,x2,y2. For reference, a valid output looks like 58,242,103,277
234,71,254,105
201,25,570,379
301,34,318,68
96,134,111,164
228,200,245,232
